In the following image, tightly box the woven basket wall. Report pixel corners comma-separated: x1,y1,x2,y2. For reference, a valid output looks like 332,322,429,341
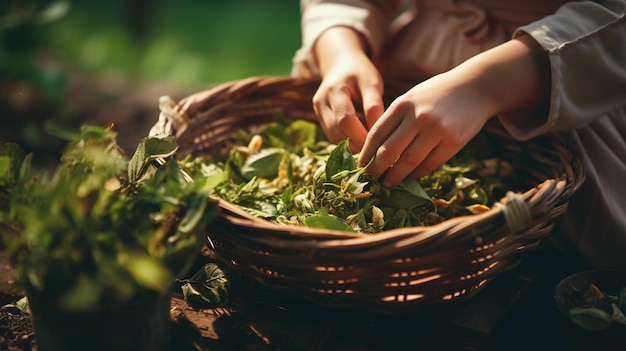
151,76,585,314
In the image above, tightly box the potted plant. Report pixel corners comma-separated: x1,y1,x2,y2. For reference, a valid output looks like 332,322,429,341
0,124,219,351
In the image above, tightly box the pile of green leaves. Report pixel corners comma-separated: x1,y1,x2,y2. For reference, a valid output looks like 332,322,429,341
181,118,517,234
0,124,219,311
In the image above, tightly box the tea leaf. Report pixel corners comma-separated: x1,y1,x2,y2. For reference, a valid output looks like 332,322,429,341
0,144,26,187
127,135,178,184
569,307,612,330
381,178,434,210
261,119,318,151
304,212,355,232
240,147,285,180
123,252,172,291
181,262,230,309
286,119,318,150
325,140,356,183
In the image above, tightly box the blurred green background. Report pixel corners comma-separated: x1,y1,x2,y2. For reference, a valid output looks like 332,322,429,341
1,0,301,168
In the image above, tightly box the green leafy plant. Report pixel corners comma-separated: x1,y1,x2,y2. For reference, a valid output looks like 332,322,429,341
0,123,219,311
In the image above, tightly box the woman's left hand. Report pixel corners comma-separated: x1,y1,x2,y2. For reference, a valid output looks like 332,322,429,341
357,69,496,188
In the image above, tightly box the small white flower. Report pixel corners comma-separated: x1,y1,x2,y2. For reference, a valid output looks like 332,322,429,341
345,171,368,195
372,205,385,229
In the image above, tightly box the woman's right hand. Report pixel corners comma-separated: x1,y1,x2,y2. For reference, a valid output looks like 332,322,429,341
312,27,385,152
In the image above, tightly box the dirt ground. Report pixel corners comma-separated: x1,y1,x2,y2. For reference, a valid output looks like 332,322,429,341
0,250,239,351
0,252,35,351
4,242,626,351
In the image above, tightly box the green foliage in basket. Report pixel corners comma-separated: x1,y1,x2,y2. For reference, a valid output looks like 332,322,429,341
180,118,518,234
0,124,219,311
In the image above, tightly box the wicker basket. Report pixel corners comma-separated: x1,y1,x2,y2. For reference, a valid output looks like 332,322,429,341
151,76,584,314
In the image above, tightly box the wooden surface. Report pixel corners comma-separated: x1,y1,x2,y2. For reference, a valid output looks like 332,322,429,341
168,245,584,351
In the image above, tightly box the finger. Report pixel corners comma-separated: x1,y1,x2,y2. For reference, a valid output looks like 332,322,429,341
381,130,441,187
316,104,348,144
409,141,461,179
327,87,368,150
357,100,408,168
360,85,384,129
313,89,349,144
358,111,412,177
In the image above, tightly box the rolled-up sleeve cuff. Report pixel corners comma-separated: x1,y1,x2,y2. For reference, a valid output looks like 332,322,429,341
292,2,393,78
498,1,626,140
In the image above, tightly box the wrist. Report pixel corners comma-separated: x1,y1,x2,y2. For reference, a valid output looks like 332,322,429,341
314,26,370,75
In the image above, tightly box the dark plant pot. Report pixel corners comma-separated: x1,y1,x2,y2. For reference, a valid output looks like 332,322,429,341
26,287,172,351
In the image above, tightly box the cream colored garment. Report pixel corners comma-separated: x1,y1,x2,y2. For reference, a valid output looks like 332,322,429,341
377,0,572,86
293,0,569,81
292,0,626,269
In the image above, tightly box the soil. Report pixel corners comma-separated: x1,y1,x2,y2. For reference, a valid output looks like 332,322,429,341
0,307,35,351
0,252,36,351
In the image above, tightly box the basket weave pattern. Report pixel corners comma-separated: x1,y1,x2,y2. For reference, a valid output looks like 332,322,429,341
152,76,584,314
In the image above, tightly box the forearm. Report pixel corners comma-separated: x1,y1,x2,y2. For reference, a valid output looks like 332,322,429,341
294,0,402,78
448,34,551,121
313,26,370,76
